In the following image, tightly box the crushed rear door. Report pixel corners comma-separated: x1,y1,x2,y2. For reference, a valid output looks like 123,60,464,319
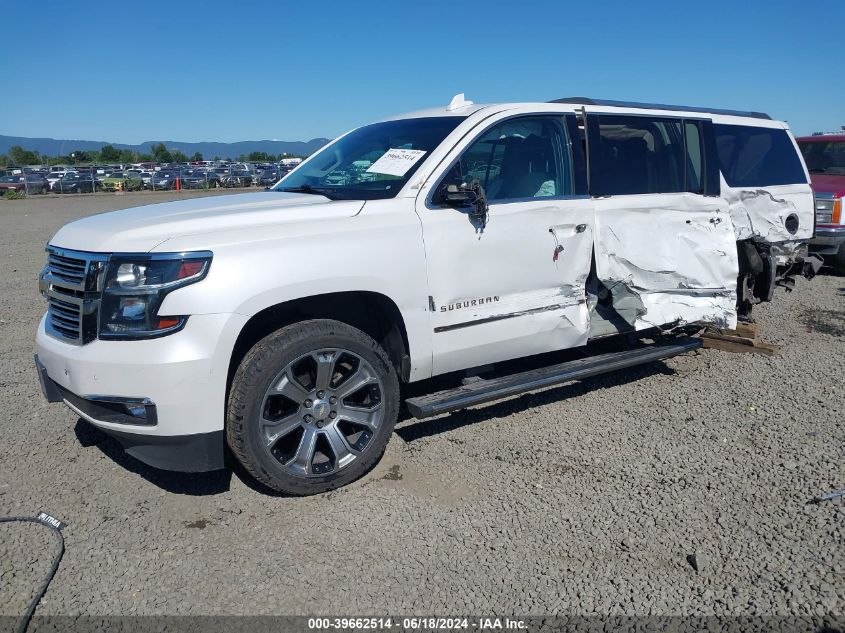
586,112,739,331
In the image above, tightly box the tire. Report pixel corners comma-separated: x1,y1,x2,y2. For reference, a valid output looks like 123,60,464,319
227,319,400,496
40,186,47,195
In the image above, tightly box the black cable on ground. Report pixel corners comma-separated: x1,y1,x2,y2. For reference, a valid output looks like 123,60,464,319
0,516,66,633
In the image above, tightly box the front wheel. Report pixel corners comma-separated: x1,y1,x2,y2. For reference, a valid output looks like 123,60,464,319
227,319,399,495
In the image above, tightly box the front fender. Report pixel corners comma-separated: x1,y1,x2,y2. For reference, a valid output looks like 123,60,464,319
156,201,434,380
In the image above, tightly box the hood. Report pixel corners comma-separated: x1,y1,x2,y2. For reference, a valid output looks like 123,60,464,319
50,192,365,253
809,174,845,198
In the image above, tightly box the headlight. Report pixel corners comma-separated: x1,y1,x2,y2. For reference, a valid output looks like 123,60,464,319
99,252,212,339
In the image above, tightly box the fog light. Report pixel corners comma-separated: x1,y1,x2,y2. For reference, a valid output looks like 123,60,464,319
125,404,148,418
59,391,158,426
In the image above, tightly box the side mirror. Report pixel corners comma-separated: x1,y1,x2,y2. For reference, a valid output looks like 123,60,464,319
439,180,490,230
442,183,478,207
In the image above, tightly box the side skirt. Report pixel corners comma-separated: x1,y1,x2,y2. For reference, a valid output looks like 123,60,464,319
405,337,701,419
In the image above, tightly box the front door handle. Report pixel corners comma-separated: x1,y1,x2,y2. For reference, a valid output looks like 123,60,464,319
575,223,587,233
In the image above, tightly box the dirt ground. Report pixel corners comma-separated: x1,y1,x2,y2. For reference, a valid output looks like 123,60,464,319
0,191,842,623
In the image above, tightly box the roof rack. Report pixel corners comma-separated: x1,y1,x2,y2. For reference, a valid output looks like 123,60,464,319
549,97,771,120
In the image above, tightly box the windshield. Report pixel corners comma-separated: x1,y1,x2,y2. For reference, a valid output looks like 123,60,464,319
799,140,845,175
273,116,465,200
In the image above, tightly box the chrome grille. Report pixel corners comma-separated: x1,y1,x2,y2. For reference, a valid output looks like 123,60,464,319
40,247,108,345
47,296,82,340
47,251,87,285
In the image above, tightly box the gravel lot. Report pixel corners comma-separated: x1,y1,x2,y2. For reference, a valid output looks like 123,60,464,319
0,192,842,623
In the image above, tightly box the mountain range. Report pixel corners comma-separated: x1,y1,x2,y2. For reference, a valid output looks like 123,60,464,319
0,134,332,158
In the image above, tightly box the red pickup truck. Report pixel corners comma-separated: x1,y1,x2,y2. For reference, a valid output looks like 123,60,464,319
797,133,845,270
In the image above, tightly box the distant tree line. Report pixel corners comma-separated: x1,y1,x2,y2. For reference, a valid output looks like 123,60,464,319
0,143,304,168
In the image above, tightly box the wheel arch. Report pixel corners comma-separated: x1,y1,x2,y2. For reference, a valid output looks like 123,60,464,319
227,291,412,398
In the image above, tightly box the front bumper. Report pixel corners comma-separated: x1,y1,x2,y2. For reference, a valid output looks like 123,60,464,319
37,355,224,471
809,226,845,257
35,311,248,472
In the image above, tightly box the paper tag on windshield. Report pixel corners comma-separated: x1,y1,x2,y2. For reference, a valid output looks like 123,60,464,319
366,148,426,177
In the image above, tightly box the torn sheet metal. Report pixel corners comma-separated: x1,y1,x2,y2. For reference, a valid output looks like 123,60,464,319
722,181,814,244
593,194,738,331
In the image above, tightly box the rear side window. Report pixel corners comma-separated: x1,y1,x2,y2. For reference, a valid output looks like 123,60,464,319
714,124,807,187
587,115,704,196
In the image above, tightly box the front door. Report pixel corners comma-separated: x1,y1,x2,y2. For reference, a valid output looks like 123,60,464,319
586,112,739,330
416,114,595,375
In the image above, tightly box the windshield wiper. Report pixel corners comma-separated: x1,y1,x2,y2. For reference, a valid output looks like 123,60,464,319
276,185,339,199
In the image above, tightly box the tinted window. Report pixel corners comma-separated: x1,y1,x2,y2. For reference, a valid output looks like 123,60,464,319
715,124,806,187
439,116,571,203
798,140,845,176
685,121,703,193
590,115,700,196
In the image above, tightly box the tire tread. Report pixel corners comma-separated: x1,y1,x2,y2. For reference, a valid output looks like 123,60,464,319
226,319,399,495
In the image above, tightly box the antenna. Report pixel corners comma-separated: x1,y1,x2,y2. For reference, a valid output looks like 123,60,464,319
447,93,474,111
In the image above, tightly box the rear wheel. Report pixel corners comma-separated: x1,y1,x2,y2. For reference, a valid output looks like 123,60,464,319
227,319,399,495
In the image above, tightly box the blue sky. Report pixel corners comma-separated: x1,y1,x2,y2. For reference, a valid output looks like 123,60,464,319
2,0,843,144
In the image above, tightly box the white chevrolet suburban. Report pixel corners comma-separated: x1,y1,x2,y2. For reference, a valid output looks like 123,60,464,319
36,95,820,495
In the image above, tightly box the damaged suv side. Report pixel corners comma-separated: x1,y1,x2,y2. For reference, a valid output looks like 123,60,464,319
712,120,822,314
36,96,818,495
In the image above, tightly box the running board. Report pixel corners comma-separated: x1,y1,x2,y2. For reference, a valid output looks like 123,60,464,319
405,338,702,419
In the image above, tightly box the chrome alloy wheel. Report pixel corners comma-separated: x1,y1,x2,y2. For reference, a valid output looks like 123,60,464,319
260,348,385,477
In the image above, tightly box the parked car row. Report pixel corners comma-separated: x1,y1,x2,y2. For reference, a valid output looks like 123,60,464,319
1,160,296,195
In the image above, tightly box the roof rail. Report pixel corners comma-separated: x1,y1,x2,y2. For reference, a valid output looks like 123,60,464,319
549,97,771,120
